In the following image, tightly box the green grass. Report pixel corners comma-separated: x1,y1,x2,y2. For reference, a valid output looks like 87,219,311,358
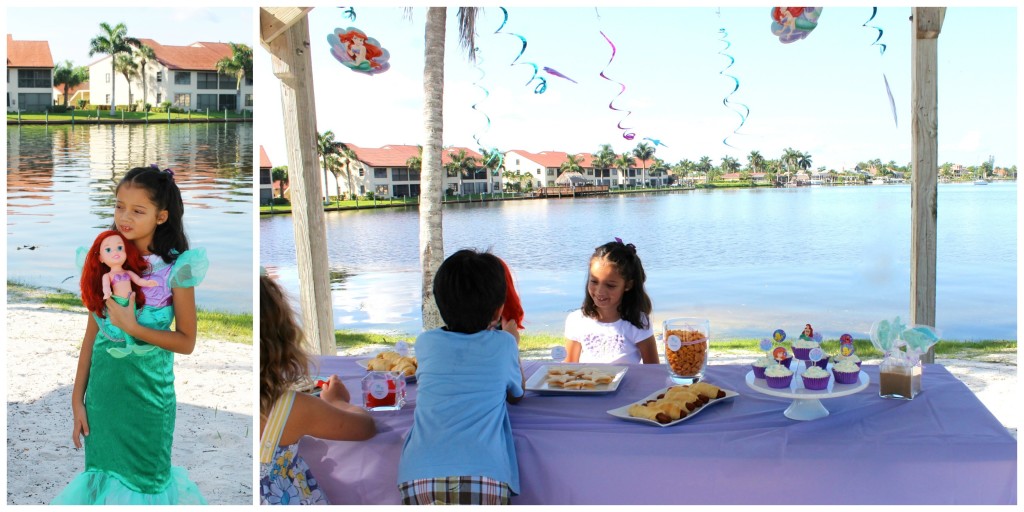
335,330,563,353
7,110,250,122
336,328,1016,360
7,280,252,344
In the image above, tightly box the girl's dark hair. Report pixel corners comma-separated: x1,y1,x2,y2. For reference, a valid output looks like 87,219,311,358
433,249,507,334
260,276,311,418
113,166,188,263
582,240,652,329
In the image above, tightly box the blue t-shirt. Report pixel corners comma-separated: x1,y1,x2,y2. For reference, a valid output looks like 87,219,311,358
397,328,524,493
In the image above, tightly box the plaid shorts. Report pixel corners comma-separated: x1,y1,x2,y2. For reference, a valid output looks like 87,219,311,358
398,476,512,505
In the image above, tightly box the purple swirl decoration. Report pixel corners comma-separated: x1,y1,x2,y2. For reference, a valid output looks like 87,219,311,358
599,31,635,140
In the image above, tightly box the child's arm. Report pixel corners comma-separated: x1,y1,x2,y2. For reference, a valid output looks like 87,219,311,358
126,270,158,288
502,317,526,404
636,335,660,364
564,339,582,363
105,287,197,354
277,375,375,446
71,316,99,449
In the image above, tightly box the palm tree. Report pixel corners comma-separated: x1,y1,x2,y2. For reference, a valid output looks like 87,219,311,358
697,156,713,184
560,154,583,176
747,150,764,174
798,152,813,172
614,153,634,186
721,156,740,174
316,130,342,203
339,146,360,200
418,7,479,329
133,44,156,110
89,22,140,115
478,147,503,194
216,42,253,113
325,153,344,203
591,143,616,185
52,60,89,109
113,54,139,108
271,166,288,201
632,142,655,188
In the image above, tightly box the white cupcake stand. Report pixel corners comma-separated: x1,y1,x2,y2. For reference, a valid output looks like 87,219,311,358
744,360,869,420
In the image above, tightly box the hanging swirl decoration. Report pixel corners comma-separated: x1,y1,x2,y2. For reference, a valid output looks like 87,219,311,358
470,46,502,168
598,31,635,140
718,27,749,149
863,7,897,127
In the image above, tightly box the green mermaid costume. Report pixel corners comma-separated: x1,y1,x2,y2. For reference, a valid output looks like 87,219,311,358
53,249,209,505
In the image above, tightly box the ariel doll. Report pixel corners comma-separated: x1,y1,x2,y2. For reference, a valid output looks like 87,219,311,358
80,230,157,357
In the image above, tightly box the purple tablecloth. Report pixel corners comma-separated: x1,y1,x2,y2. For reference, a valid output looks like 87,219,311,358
298,358,1016,505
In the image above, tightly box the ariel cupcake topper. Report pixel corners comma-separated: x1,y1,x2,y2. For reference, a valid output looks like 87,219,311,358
839,334,855,356
808,347,824,363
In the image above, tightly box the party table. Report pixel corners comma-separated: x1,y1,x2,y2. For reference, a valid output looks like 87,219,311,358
298,358,1016,505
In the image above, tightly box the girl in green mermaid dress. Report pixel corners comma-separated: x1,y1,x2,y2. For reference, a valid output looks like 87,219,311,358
54,166,209,505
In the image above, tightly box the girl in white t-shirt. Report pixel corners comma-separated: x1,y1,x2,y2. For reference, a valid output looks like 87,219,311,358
563,239,659,364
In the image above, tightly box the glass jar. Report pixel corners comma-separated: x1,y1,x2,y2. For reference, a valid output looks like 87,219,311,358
361,371,407,411
879,359,922,400
663,318,709,384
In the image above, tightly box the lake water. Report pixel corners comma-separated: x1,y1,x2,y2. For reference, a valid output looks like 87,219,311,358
8,123,253,313
260,183,1017,341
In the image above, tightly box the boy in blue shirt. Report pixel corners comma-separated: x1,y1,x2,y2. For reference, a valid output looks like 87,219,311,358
397,250,526,505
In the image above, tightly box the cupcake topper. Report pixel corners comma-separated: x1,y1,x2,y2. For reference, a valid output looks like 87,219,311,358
839,334,855,356
812,332,822,343
759,338,774,365
551,345,568,362
808,347,823,363
773,329,787,343
772,346,789,362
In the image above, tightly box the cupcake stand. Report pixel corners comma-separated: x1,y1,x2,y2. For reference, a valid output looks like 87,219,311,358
744,360,869,421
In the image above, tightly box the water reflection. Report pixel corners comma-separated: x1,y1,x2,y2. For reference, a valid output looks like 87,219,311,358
8,123,253,313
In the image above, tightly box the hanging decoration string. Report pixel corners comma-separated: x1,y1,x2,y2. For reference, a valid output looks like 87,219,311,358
598,30,635,141
718,26,749,149
494,7,574,94
470,45,502,168
863,7,897,127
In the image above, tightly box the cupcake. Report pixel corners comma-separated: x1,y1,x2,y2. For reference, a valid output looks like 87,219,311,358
765,364,794,389
751,356,773,379
791,338,819,360
832,353,862,368
801,366,830,390
832,359,861,384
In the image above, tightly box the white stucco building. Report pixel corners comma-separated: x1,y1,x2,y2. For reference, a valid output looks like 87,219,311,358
7,34,54,112
88,39,252,111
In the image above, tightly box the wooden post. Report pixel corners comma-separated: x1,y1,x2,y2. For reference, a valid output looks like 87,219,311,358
261,8,336,356
910,8,945,363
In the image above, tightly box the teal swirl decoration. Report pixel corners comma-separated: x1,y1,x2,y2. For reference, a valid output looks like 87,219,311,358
470,47,502,168
864,7,897,127
496,7,547,94
338,7,356,21
718,27,749,148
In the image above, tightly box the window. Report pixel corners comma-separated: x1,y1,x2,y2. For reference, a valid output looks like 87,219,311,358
245,94,253,107
393,168,408,181
245,76,253,86
196,94,218,109
18,69,51,88
376,185,389,196
17,93,51,111
174,72,191,85
156,93,162,104
392,184,410,197
197,72,219,89
547,169,555,176
536,170,541,175
220,73,235,89
156,71,163,82
105,94,110,104
374,169,388,179
173,93,191,108
358,168,364,177
260,169,272,185
410,169,421,181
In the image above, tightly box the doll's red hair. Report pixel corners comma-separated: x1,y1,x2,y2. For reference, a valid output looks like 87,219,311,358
80,230,149,317
499,258,525,329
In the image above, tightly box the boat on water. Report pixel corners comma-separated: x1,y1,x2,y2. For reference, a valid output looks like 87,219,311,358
871,178,886,185
974,179,989,185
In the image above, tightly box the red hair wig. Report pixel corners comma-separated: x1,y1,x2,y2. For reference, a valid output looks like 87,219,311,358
80,230,149,317
499,258,525,329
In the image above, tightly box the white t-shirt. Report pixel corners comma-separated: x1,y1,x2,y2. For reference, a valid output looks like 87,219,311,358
563,309,654,364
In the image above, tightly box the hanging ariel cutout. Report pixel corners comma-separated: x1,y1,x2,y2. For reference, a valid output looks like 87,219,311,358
770,7,823,44
328,27,390,75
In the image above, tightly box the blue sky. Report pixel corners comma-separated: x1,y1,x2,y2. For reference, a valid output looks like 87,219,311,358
257,6,1017,172
6,7,252,69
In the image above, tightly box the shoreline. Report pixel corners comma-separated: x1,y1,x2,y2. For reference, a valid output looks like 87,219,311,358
5,296,254,505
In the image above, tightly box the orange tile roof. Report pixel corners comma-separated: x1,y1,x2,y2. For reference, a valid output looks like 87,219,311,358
259,146,272,169
346,144,484,167
7,34,54,68
510,149,637,169
135,39,237,71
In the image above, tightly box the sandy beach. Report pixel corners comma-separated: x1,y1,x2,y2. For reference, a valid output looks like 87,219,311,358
6,293,253,505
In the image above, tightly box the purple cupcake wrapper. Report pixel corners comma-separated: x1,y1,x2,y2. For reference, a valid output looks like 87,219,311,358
801,375,830,390
832,369,860,384
752,365,767,379
765,375,793,389
792,347,813,359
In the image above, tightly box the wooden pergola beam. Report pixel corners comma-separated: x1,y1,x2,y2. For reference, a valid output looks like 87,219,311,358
260,7,337,356
910,7,945,363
